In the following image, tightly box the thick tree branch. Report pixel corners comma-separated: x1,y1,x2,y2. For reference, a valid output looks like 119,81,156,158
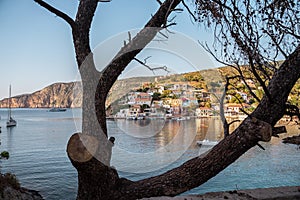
272,126,287,137
98,0,182,99
73,0,99,67
114,117,272,199
34,0,76,29
251,45,300,126
93,0,181,135
112,45,300,199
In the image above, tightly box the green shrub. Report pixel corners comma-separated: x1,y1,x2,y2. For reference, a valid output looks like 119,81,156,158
0,151,9,159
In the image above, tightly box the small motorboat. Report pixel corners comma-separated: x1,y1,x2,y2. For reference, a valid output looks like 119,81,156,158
49,107,67,112
197,139,218,146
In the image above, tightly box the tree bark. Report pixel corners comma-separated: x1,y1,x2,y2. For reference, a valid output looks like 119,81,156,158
68,0,183,199
252,46,300,126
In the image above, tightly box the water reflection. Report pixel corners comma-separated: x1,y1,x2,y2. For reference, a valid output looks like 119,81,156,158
115,118,165,138
6,127,15,151
110,117,226,173
195,117,223,141
0,109,299,199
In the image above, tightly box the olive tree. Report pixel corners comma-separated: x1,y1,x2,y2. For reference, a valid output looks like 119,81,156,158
35,0,300,199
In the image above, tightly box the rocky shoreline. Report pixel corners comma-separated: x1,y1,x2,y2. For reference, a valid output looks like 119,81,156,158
141,186,300,200
0,187,43,200
0,173,43,200
283,134,300,145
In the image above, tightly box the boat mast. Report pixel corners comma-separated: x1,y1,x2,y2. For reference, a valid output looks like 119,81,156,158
8,84,11,119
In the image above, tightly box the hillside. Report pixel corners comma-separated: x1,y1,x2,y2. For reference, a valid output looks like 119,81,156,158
0,77,158,108
1,63,298,109
0,71,209,108
106,76,157,107
0,82,79,108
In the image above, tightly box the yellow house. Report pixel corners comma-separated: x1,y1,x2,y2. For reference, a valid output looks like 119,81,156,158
171,98,182,107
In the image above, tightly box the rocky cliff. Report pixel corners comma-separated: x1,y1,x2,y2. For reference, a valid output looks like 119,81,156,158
0,76,156,108
0,82,81,108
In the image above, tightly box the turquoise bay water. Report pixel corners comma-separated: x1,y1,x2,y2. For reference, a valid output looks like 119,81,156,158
0,109,299,199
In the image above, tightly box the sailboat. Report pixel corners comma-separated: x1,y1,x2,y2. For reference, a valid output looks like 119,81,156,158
6,85,17,127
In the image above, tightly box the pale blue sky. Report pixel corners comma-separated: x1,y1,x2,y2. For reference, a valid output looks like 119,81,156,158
0,0,217,100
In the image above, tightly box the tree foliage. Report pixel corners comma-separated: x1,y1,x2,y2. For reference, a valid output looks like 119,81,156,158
195,0,300,116
152,92,162,100
182,71,204,82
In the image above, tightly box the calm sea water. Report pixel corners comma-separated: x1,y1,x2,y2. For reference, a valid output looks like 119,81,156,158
0,109,299,200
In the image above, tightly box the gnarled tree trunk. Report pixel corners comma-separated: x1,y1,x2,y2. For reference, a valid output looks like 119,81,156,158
67,0,183,199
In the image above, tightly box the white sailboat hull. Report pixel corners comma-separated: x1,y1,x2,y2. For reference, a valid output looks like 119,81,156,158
197,139,218,146
6,119,17,127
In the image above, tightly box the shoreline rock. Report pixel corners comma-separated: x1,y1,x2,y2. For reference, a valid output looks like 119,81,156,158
0,187,43,200
282,134,300,145
141,186,300,200
0,173,43,200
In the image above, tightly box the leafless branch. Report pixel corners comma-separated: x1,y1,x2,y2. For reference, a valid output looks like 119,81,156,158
158,30,169,39
220,75,239,137
239,108,250,117
164,0,175,27
248,58,272,101
143,56,152,63
156,0,163,5
181,0,197,22
34,0,76,29
128,31,132,42
168,15,176,23
199,41,236,68
264,30,288,58
172,8,184,12
256,143,265,150
230,63,262,103
133,57,170,74
228,120,240,126
164,22,177,28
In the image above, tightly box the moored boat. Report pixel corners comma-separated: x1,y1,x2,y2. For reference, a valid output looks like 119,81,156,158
6,85,17,128
197,139,218,146
7,117,17,127
49,107,67,112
